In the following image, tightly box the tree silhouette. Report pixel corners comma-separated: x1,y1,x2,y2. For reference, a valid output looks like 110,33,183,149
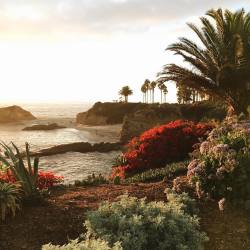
119,86,133,103
159,8,250,114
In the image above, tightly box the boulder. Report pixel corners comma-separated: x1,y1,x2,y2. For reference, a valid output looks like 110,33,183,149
31,142,122,157
23,123,66,131
0,105,36,123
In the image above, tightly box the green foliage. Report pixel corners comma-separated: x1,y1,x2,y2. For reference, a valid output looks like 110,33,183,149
43,193,207,250
165,188,199,216
125,161,188,183
159,8,250,114
0,142,40,199
84,195,208,250
74,174,108,187
113,176,121,185
42,239,122,250
0,182,20,220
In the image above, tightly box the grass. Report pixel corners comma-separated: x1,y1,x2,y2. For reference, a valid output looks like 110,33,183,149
125,160,189,184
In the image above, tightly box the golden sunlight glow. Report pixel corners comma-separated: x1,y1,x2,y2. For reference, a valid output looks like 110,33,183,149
0,1,244,103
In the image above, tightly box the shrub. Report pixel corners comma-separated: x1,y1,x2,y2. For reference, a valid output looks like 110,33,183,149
37,171,64,190
186,122,250,209
0,142,40,198
42,239,122,250
0,182,21,220
112,120,213,178
43,193,207,250
84,195,208,250
74,174,108,187
125,161,188,183
0,142,63,202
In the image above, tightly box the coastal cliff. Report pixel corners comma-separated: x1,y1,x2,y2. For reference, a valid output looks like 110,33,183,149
76,102,147,125
0,105,36,123
120,102,226,143
76,101,226,143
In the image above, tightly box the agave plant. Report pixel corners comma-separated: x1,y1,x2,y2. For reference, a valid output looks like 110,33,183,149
159,8,250,115
0,182,20,220
0,142,39,198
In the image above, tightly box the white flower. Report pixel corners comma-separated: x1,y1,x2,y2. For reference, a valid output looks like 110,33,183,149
200,141,211,154
218,198,226,211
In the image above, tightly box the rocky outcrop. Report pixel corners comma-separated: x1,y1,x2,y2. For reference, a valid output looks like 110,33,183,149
23,123,66,131
120,102,227,143
0,105,36,123
31,142,122,157
76,102,147,125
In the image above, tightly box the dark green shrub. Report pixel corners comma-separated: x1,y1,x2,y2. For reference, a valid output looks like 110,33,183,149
125,161,188,183
0,182,21,220
74,174,108,187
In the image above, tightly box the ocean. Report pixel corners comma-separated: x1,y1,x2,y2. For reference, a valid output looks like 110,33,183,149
0,103,121,183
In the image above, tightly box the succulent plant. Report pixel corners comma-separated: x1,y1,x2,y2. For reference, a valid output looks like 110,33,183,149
0,142,39,198
0,182,20,220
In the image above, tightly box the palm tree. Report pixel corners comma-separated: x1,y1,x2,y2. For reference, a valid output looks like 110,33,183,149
144,79,151,103
150,81,157,103
158,81,165,104
141,84,147,103
119,86,133,103
159,8,250,115
162,84,168,103
176,83,192,104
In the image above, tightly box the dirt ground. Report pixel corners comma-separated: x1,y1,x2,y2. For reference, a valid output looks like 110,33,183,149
0,182,249,250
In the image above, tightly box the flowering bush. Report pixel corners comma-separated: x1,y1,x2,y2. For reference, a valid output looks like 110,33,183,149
0,169,63,190
186,122,250,209
112,120,213,179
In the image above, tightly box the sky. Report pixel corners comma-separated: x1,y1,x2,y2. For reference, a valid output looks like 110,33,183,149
0,0,249,103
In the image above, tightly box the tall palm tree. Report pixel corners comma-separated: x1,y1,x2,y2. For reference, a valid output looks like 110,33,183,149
159,8,250,115
141,84,147,103
144,79,151,103
119,86,133,103
157,81,165,104
150,81,157,103
162,84,168,103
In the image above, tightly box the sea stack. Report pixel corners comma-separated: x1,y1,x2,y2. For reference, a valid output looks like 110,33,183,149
0,105,36,123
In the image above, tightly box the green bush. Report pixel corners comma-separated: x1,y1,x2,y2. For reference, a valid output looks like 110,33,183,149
125,161,188,183
74,174,108,187
0,142,40,199
165,188,199,216
0,182,21,220
43,193,207,250
42,239,122,250
84,195,207,250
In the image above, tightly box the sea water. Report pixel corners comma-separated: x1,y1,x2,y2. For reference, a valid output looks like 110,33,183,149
0,103,121,183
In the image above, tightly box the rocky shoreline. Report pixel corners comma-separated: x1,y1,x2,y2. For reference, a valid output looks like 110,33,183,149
30,141,122,157
23,123,66,131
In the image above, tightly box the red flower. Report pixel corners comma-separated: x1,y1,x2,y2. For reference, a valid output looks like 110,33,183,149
111,120,213,179
0,169,63,190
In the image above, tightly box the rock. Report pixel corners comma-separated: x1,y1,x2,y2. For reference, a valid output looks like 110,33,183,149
22,123,66,131
120,102,227,143
31,142,122,157
0,105,36,123
76,102,147,125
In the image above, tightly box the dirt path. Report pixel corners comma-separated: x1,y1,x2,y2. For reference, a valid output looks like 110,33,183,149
0,182,249,250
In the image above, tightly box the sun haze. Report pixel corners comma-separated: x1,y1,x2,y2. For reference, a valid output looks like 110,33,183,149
0,0,248,103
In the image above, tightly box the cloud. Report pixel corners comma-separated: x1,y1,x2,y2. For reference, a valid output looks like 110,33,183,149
0,0,248,37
